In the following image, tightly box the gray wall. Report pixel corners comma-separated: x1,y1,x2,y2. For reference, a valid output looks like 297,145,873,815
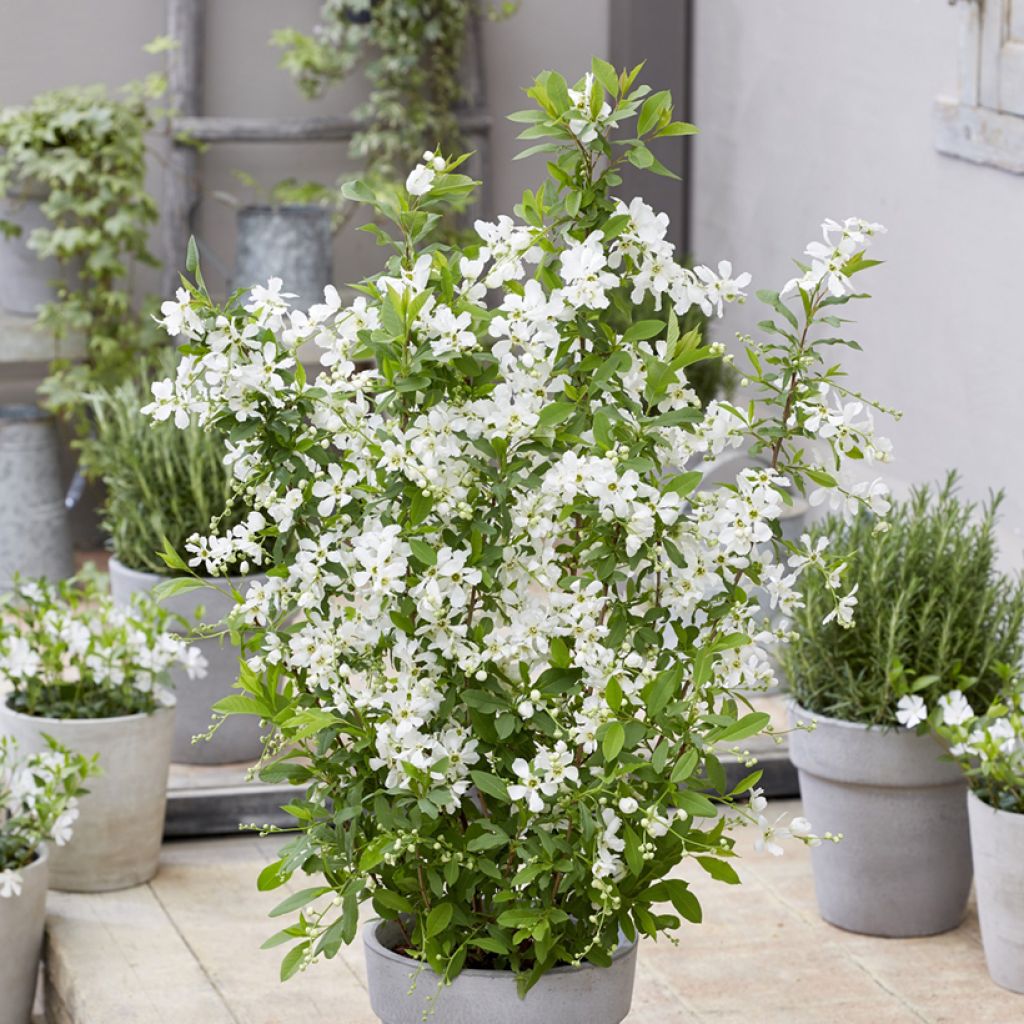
692,0,1024,566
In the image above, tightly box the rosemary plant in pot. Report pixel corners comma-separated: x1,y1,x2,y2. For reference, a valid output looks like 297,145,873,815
147,63,890,1021
81,374,268,764
908,674,1024,992
0,571,205,890
784,476,1024,937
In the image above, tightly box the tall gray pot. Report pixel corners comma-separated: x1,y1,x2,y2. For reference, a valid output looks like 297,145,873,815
0,184,81,316
0,405,74,590
0,846,47,1024
363,920,637,1024
968,790,1024,992
0,698,174,892
232,204,332,309
107,558,265,765
788,702,972,937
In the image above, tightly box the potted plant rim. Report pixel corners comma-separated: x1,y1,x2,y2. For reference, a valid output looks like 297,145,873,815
0,734,95,1024
81,372,268,765
783,474,1024,937
908,674,1024,992
146,62,891,1021
0,570,205,891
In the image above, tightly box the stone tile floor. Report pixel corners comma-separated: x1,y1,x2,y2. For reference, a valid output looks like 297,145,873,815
42,800,1023,1024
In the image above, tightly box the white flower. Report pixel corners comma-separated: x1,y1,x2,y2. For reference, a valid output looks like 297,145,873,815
618,796,639,814
0,869,23,898
895,694,928,729
938,690,974,728
406,163,436,197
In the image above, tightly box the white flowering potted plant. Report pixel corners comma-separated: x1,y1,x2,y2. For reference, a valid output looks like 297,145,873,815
148,62,889,1023
902,676,1024,992
784,477,1024,937
0,570,207,892
81,372,268,765
0,734,95,1024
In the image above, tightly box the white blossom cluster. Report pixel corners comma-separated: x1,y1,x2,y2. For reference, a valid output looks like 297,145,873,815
146,198,888,879
0,574,207,716
0,735,94,898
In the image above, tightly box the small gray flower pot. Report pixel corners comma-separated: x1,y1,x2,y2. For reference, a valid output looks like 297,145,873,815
0,405,74,591
0,184,81,317
363,919,637,1024
108,558,266,765
968,790,1024,993
0,696,175,892
232,204,332,310
788,702,972,937
0,846,47,1024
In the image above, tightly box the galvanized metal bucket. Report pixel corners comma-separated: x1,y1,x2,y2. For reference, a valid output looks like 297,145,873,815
0,404,74,589
231,204,333,310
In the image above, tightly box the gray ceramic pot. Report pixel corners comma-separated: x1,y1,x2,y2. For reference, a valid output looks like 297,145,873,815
788,702,972,937
0,846,47,1024
0,405,74,591
0,696,174,892
108,558,265,765
232,204,332,310
0,183,81,316
363,920,637,1024
968,790,1024,993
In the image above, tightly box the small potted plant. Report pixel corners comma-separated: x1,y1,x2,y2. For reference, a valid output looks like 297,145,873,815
784,475,1024,937
0,570,206,891
0,734,95,1024
147,62,890,1022
81,373,267,765
907,676,1024,993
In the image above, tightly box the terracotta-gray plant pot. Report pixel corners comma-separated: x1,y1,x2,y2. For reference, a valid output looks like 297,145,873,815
0,696,174,892
967,790,1024,993
788,702,972,937
0,846,47,1024
108,558,265,765
363,919,637,1024
0,184,82,317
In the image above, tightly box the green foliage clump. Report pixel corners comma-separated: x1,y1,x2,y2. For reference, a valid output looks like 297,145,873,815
79,374,243,576
0,77,165,418
783,473,1024,726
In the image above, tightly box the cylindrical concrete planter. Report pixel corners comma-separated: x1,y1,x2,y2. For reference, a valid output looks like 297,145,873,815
0,697,175,892
0,405,74,591
108,558,265,765
0,846,47,1024
788,702,972,937
232,204,332,310
364,920,638,1024
0,184,81,316
968,790,1024,993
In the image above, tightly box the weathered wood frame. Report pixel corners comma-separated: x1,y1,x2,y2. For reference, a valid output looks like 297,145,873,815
934,0,1024,174
161,0,492,294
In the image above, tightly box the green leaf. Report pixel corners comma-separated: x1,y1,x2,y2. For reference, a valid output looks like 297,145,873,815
591,56,619,97
280,942,309,981
537,401,576,429
697,856,741,884
211,694,265,717
637,90,671,136
670,748,699,783
409,539,437,567
664,471,702,498
713,712,771,744
627,145,654,170
425,902,454,938
547,71,571,114
470,770,510,803
269,886,330,918
657,121,699,137
549,636,571,669
602,721,626,761
152,576,209,602
805,467,838,488
157,537,189,573
643,664,682,718
622,319,665,345
257,860,289,892
674,790,718,818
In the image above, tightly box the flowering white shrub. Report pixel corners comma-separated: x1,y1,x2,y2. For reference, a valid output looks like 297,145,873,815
0,570,207,719
0,734,96,897
900,671,1024,814
147,63,890,988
